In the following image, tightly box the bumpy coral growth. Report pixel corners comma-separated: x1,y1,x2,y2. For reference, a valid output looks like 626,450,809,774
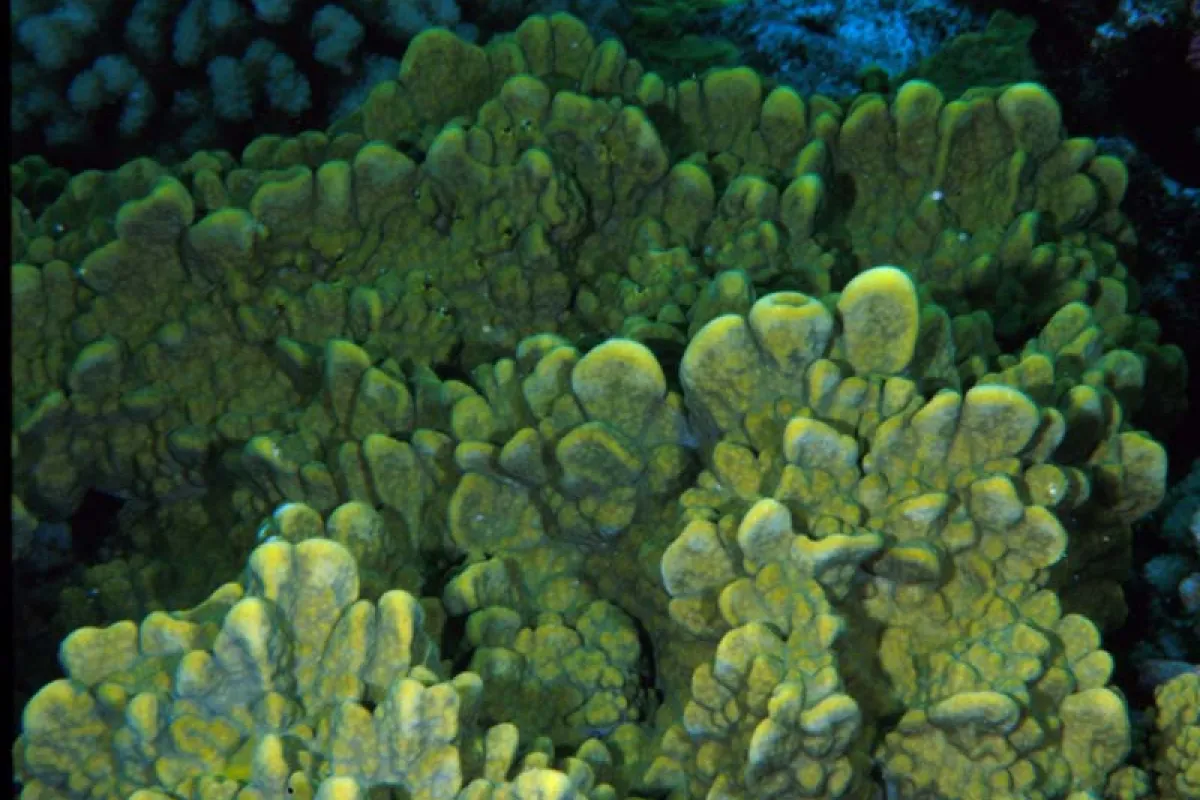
11,11,1192,799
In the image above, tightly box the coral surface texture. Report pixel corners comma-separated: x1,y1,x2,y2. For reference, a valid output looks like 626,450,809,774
11,12,1198,800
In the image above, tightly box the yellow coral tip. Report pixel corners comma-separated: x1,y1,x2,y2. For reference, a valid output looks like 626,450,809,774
837,266,919,375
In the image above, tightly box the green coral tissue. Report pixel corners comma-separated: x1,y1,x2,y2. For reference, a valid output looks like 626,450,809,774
11,12,1194,800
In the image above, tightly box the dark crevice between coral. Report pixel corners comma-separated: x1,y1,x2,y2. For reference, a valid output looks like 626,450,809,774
626,601,663,713
638,337,688,387
1108,574,1164,712
424,555,472,677
1108,495,1200,712
69,489,128,561
642,104,692,164
11,489,128,747
427,338,472,385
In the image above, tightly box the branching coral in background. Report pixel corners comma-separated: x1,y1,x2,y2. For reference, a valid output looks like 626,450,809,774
9,0,473,169
717,0,981,96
